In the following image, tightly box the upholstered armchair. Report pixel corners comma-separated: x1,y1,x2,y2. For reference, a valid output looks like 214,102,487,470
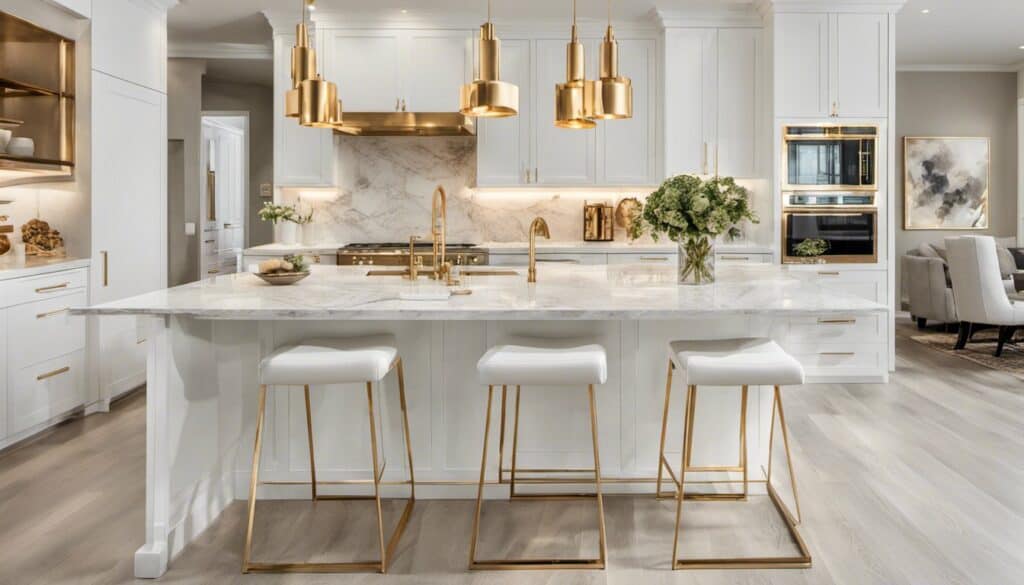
946,236,1024,357
901,254,957,328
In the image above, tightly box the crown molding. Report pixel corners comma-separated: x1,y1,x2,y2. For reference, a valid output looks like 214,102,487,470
135,0,178,13
897,64,1022,73
757,0,906,14
169,42,272,60
655,6,763,29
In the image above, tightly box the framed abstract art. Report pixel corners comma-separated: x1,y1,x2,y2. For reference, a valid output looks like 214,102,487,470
903,136,990,230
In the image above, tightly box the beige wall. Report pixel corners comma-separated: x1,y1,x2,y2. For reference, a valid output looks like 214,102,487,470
167,59,206,286
201,78,274,248
895,71,1019,295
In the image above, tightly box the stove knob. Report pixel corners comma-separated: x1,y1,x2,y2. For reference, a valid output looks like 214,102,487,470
356,260,364,265
471,256,480,264
367,259,374,265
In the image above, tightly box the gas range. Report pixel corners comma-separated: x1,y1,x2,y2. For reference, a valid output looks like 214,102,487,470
336,243,489,267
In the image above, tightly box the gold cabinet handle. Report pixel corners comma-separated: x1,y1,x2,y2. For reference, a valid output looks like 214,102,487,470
395,98,400,111
702,142,709,174
719,256,750,261
818,318,857,325
715,144,720,176
534,167,538,183
36,307,70,319
208,268,220,274
819,352,855,356
401,98,407,112
817,271,840,276
204,239,215,244
538,259,580,264
223,223,233,228
102,250,109,286
313,254,321,264
37,366,70,381
639,256,668,262
36,282,70,293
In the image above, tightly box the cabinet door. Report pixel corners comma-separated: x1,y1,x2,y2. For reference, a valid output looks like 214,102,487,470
533,39,596,186
325,32,403,112
403,31,472,112
0,309,7,440
774,13,830,118
273,33,333,186
599,38,657,185
716,28,760,178
664,29,716,177
92,0,166,92
832,13,888,118
477,39,532,187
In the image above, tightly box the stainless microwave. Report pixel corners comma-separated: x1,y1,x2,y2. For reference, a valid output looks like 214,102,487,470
782,125,878,192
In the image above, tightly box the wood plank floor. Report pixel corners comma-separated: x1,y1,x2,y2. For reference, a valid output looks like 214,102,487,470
1,319,1022,584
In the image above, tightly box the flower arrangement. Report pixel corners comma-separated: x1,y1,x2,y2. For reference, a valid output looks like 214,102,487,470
258,203,299,224
628,175,759,284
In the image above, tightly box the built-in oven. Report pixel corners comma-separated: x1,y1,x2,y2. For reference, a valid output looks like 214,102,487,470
783,125,878,191
782,204,878,264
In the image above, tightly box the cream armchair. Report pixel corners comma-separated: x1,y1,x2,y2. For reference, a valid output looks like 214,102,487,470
946,236,1024,357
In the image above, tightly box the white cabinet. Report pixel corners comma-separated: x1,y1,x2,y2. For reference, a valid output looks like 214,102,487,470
533,39,596,186
476,39,532,187
774,12,888,119
201,120,246,276
92,72,165,399
599,38,658,185
91,0,167,93
323,30,472,113
273,33,334,187
0,309,6,440
664,27,761,178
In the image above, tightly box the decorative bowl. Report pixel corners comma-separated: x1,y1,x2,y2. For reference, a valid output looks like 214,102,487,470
255,271,310,286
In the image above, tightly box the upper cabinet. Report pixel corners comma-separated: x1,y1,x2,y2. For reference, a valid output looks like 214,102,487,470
477,36,658,188
91,0,167,93
774,12,889,119
322,30,472,113
664,27,762,179
272,32,333,187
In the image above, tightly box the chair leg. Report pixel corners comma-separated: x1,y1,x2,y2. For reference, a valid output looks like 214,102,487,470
773,386,803,524
241,385,268,573
996,326,1017,357
740,385,748,499
656,359,674,499
671,385,696,569
303,385,317,501
587,384,608,568
365,382,387,573
917,317,927,330
395,358,416,500
468,386,495,568
954,321,973,350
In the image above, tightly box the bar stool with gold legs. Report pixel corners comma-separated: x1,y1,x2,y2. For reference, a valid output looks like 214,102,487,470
655,337,811,570
469,339,608,570
242,335,416,574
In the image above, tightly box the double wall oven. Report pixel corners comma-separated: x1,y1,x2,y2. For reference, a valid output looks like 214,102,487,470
781,125,879,264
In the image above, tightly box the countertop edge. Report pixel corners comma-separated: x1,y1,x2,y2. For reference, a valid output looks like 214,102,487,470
0,257,91,281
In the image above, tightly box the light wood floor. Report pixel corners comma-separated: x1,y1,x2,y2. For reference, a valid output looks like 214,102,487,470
1,319,1022,585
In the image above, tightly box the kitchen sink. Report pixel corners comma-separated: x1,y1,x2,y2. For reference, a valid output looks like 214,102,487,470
365,269,410,277
459,270,519,277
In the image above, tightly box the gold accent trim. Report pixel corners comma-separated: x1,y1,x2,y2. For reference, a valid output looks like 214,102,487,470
35,282,69,293
101,251,109,286
36,366,70,381
781,208,878,265
817,318,856,325
781,124,879,192
330,112,475,137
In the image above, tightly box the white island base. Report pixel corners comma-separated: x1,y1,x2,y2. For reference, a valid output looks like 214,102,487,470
75,265,888,577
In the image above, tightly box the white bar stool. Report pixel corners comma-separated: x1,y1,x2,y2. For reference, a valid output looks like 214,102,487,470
242,335,416,574
469,340,609,571
655,337,811,570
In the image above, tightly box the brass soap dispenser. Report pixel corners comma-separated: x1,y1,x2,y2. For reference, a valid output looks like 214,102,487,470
583,201,614,242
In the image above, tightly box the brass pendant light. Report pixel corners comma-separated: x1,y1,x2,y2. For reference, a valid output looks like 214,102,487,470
460,0,519,118
585,0,632,120
554,0,595,129
286,0,342,127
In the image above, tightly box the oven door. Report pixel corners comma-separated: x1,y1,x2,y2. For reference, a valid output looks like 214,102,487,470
784,136,876,191
782,209,878,264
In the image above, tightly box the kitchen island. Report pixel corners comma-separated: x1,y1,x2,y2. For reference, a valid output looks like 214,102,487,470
75,263,887,577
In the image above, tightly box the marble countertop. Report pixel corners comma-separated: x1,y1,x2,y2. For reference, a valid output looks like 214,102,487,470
75,263,885,321
0,256,91,281
243,241,775,256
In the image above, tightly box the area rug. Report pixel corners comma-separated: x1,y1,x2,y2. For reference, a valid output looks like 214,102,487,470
910,331,1024,380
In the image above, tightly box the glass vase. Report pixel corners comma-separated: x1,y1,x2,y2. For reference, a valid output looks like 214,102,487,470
677,236,715,285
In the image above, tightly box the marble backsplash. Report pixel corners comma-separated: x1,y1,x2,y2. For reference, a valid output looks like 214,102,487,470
280,135,772,246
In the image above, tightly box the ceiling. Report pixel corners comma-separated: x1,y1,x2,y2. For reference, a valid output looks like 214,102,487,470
168,0,1024,68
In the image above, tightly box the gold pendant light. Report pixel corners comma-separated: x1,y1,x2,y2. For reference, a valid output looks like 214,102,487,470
285,0,342,127
460,0,519,118
584,0,632,120
554,0,595,129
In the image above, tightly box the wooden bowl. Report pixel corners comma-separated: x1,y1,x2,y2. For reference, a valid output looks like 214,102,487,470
255,271,310,286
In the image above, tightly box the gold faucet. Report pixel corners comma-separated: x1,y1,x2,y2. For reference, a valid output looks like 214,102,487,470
528,216,550,284
406,235,422,280
431,185,447,281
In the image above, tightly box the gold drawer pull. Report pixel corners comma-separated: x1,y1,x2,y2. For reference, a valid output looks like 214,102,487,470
818,318,856,325
36,307,70,319
720,256,750,261
204,239,216,244
538,259,580,264
208,269,220,274
639,256,668,262
137,338,147,344
819,352,855,357
817,271,840,276
37,366,70,381
35,282,70,293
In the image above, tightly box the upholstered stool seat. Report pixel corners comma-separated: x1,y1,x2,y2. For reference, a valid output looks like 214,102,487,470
657,337,811,570
469,338,609,571
243,335,415,575
477,341,608,386
669,338,804,387
260,335,399,385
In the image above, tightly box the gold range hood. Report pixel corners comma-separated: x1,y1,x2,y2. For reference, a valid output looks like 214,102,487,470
331,112,475,137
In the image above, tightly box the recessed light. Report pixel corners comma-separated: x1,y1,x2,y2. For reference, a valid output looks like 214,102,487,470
920,8,930,14
1019,45,1024,50
401,9,408,13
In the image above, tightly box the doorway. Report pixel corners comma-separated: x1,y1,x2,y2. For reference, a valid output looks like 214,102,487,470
200,113,249,278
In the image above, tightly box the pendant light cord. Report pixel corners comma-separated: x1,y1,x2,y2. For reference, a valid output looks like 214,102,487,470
487,0,492,23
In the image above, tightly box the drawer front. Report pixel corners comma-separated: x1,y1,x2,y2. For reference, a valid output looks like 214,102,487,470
9,350,86,436
607,253,675,265
5,268,88,308
797,269,887,304
716,252,773,264
488,253,607,266
7,291,87,368
783,313,884,345
779,342,885,378
201,234,218,256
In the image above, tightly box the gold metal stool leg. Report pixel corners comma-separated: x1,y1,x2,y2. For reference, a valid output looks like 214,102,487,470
469,384,607,570
669,384,811,570
303,385,317,500
656,360,675,499
497,385,508,484
242,358,417,574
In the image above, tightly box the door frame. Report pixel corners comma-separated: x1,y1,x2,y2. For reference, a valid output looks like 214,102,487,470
1018,97,1023,246
200,110,251,250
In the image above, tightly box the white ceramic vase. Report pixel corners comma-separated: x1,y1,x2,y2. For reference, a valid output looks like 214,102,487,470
278,221,298,245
